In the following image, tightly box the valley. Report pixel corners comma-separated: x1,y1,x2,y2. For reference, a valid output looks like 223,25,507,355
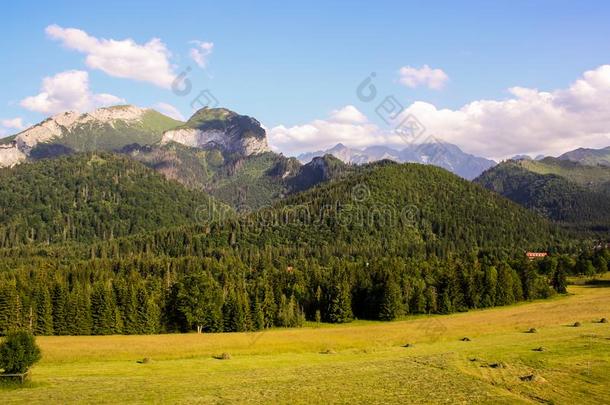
1,275,608,404
2,4,610,404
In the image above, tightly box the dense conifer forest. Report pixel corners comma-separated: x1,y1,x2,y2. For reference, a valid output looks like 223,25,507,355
0,154,607,336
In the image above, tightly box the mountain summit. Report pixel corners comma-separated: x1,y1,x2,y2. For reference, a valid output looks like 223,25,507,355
161,107,271,157
558,145,610,167
0,105,181,167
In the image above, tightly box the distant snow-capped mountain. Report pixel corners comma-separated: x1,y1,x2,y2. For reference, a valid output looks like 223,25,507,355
297,142,496,179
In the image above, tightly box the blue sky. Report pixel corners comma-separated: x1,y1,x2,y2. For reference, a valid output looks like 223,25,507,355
2,0,610,158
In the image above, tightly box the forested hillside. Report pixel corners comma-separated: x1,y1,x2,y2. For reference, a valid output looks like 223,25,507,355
0,153,224,248
475,160,610,232
0,155,602,337
85,161,565,261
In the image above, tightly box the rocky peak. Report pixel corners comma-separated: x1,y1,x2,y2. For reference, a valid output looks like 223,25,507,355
16,105,150,150
0,105,162,168
161,107,270,157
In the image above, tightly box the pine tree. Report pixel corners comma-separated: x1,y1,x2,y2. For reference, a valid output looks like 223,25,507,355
66,285,91,335
277,294,291,327
116,280,138,334
136,285,149,334
552,267,568,294
424,285,438,313
411,281,426,314
51,283,68,335
328,280,352,323
143,297,161,334
33,285,53,336
379,278,403,321
253,297,265,331
223,289,250,332
496,264,515,306
0,282,22,335
261,284,277,328
482,266,498,307
439,291,452,314
91,282,116,335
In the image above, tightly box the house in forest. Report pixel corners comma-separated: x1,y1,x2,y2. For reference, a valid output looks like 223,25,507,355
526,252,548,260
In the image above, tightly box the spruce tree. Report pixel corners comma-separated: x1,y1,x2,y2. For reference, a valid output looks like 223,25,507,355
252,297,265,330
379,278,403,321
144,297,161,334
496,265,515,306
91,282,116,335
51,283,68,335
66,285,91,335
34,285,53,336
135,285,149,334
424,285,438,313
261,284,277,328
328,280,353,323
0,283,22,335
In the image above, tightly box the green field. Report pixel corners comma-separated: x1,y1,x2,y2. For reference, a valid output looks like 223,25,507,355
1,276,609,404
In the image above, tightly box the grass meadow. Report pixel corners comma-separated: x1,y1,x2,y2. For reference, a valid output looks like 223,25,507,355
1,275,609,404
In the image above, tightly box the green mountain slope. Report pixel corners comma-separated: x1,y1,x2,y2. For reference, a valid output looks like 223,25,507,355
122,143,295,208
0,106,184,168
122,144,351,210
31,108,183,158
0,153,225,248
516,157,610,193
86,161,565,261
474,160,610,231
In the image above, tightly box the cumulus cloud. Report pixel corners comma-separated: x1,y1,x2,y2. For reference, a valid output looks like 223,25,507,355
46,25,176,88
399,64,610,159
189,41,214,69
398,65,449,90
328,105,368,124
20,70,125,115
270,65,610,159
1,117,26,130
154,102,185,121
268,106,386,154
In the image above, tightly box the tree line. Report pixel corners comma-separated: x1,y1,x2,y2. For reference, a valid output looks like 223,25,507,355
0,248,606,336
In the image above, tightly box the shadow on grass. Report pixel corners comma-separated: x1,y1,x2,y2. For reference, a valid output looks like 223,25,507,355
0,380,43,391
583,279,610,288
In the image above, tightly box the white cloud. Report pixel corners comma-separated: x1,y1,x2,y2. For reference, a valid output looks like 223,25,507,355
398,64,610,159
329,105,368,124
189,41,214,69
1,118,26,130
268,106,385,154
20,70,125,115
398,65,449,90
154,102,185,121
46,25,176,88
270,65,610,159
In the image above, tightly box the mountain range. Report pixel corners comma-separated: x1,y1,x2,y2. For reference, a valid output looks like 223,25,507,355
2,104,609,233
297,142,496,180
0,102,604,340
0,105,497,181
